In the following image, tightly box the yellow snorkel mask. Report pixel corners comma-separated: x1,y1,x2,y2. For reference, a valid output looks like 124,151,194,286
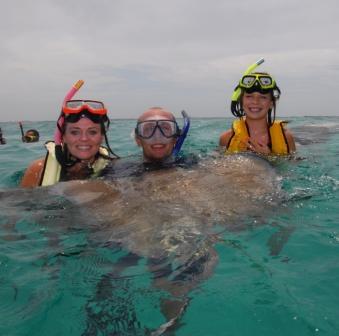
239,73,276,90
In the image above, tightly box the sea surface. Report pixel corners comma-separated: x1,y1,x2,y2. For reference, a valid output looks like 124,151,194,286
1,116,339,335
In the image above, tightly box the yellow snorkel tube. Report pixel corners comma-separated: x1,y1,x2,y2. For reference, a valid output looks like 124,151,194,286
231,58,265,103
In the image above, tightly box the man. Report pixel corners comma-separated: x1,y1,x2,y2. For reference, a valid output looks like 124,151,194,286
23,129,40,143
105,106,192,178
83,107,199,333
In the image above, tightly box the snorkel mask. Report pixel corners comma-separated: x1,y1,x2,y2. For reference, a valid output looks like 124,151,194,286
230,58,281,124
62,100,109,125
135,118,180,143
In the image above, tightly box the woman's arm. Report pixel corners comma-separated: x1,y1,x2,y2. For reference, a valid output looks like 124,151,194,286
219,129,233,147
20,158,45,188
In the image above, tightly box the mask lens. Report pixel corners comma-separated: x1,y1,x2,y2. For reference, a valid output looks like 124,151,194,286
65,100,83,108
259,76,273,87
86,101,105,109
137,121,157,138
158,121,177,137
241,76,256,87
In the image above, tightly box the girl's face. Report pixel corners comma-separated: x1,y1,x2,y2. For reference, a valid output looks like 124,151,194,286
242,91,273,120
63,117,103,161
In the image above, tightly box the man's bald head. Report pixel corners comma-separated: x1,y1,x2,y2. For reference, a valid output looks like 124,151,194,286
137,107,176,123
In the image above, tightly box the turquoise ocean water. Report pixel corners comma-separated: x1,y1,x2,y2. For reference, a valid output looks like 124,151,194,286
0,117,339,335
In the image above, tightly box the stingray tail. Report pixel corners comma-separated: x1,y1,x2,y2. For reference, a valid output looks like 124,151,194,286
151,298,189,336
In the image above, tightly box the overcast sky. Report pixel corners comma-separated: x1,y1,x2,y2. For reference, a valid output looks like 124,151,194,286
1,0,338,121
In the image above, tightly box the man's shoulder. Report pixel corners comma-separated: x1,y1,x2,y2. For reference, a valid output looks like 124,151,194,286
100,153,199,179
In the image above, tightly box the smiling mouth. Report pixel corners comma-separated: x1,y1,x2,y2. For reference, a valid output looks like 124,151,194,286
248,107,262,113
151,144,166,149
76,145,91,150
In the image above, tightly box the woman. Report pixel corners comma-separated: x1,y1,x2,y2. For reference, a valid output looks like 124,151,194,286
219,65,295,155
21,100,118,187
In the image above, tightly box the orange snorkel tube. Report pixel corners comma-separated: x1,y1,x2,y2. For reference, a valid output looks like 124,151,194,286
54,80,84,145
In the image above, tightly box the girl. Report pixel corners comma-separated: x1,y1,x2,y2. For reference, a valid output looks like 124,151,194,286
219,69,295,155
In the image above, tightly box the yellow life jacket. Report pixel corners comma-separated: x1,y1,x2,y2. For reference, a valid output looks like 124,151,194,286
40,141,110,186
226,118,289,155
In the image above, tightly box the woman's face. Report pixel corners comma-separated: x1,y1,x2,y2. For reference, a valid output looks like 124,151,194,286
63,117,103,161
242,91,273,120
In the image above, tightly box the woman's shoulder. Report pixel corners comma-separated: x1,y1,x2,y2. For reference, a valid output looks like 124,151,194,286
20,157,46,188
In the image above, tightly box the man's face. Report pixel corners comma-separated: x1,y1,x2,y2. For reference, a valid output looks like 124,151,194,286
135,111,178,162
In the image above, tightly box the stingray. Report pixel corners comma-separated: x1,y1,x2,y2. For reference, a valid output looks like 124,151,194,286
0,153,284,335
51,153,282,259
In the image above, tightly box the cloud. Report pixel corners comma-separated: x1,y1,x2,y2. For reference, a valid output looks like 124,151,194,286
0,0,339,121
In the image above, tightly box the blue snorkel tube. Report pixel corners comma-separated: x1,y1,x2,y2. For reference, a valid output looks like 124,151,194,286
172,110,190,156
